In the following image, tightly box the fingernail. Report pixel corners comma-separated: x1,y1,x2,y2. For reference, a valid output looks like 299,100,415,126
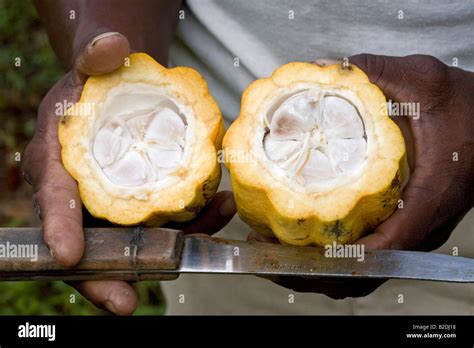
218,193,237,217
104,300,117,314
90,32,121,47
312,58,341,67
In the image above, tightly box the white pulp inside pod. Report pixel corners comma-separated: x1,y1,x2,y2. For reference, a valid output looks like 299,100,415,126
263,89,367,187
92,84,188,187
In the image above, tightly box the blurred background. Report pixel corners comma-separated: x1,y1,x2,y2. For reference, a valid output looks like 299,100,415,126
0,0,165,315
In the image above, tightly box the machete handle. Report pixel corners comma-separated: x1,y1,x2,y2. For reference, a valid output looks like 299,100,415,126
0,227,183,281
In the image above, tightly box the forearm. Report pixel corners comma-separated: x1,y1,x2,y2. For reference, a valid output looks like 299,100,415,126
34,0,181,68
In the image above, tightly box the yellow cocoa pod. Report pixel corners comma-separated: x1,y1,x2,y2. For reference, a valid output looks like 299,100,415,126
223,62,408,246
59,53,224,226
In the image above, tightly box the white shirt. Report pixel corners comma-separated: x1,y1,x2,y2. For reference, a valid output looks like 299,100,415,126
163,0,474,315
170,0,474,122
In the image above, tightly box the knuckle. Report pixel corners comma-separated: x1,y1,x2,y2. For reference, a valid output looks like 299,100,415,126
404,55,453,112
351,54,386,83
407,54,449,82
353,54,396,94
34,181,74,197
365,54,385,82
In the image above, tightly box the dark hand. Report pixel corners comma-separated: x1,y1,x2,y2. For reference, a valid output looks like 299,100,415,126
23,32,236,314
249,54,474,299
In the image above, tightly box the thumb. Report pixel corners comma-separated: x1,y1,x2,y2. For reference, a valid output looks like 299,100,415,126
349,54,420,251
74,31,130,79
347,53,433,104
348,53,450,104
350,54,464,251
165,191,237,235
348,54,407,101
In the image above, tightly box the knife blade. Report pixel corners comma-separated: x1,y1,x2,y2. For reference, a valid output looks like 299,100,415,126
0,227,473,282
178,235,474,282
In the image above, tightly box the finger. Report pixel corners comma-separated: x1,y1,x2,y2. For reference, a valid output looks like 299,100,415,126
69,280,138,315
74,31,130,78
349,53,452,104
348,54,411,101
348,54,418,168
24,136,84,267
37,167,84,266
168,191,237,235
24,32,132,266
348,54,413,250
23,77,86,267
248,228,386,298
248,229,387,298
316,56,417,168
349,54,466,251
356,161,467,251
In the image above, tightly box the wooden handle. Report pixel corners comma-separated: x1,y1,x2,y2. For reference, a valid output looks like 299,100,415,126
0,227,184,281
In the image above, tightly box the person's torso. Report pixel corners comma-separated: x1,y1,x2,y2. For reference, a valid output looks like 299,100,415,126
170,0,474,121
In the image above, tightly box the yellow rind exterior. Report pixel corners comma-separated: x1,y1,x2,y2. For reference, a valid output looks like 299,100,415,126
59,53,223,226
223,62,408,246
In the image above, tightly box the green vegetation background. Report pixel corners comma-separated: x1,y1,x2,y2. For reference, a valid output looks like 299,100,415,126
0,0,166,315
